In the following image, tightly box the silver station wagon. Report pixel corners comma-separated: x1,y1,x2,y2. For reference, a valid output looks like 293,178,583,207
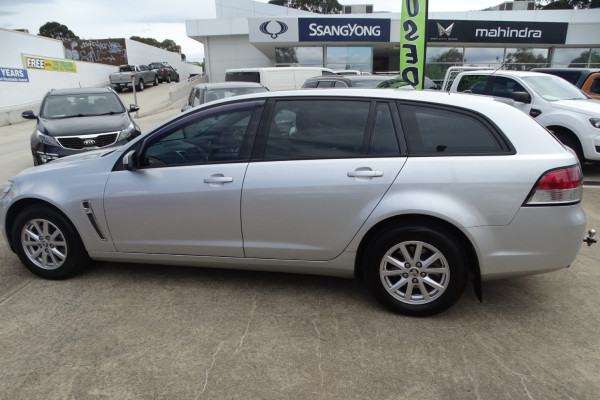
0,89,591,316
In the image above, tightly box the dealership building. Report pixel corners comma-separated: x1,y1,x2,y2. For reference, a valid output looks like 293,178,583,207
186,0,600,82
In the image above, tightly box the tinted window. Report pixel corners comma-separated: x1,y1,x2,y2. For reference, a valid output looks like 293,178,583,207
457,75,489,94
370,103,400,155
490,77,527,99
264,100,369,159
303,80,318,88
142,107,256,167
41,93,125,118
316,81,335,88
225,71,260,83
400,105,505,155
590,77,600,95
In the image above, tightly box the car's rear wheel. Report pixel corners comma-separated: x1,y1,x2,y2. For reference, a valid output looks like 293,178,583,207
364,225,468,316
153,76,159,86
12,206,87,279
137,80,145,91
166,75,172,83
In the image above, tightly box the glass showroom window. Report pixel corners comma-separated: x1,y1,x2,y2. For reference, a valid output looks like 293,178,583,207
276,47,324,67
552,48,592,67
591,48,600,68
426,47,463,82
504,48,548,71
463,47,504,69
326,47,373,73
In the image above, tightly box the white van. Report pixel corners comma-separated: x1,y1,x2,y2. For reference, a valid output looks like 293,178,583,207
225,67,336,91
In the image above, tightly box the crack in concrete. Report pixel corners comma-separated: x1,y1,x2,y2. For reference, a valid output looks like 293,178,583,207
0,276,36,306
236,290,257,353
194,341,224,400
484,347,534,400
311,315,325,399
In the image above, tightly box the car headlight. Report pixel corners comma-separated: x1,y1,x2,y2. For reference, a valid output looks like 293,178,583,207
35,130,60,146
590,118,600,129
119,122,135,140
0,180,13,202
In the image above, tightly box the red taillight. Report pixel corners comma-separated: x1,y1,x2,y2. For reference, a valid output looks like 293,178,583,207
162,68,166,72
526,166,583,205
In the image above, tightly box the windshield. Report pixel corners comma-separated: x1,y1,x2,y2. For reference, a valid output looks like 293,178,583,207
203,87,267,103
521,75,588,101
40,93,126,119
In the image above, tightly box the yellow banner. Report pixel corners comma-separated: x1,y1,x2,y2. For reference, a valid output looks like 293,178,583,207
24,56,77,73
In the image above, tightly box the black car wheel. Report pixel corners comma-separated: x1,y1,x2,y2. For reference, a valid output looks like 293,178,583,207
166,75,172,83
364,225,468,317
12,205,87,279
137,80,145,91
153,76,159,86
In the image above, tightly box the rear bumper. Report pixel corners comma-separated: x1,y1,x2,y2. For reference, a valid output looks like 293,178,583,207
466,204,586,280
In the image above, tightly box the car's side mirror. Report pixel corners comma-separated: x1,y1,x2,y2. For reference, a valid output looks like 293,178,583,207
123,150,139,171
129,104,140,113
21,110,36,119
181,105,192,113
512,91,531,104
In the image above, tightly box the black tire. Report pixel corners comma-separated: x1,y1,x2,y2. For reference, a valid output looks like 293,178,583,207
153,75,159,86
115,86,123,93
137,80,145,91
175,75,180,83
554,131,585,165
363,225,468,317
12,205,87,280
166,75,171,83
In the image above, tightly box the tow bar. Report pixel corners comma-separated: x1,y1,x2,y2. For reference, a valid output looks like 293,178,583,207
583,229,597,246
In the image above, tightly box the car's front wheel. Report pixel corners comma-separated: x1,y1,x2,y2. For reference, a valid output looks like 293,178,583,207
12,205,87,279
364,225,468,316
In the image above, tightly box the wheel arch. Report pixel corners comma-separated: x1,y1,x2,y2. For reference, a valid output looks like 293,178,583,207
546,125,584,161
4,198,75,252
354,214,481,291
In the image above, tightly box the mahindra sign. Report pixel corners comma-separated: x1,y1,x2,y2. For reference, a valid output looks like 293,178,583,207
428,20,568,44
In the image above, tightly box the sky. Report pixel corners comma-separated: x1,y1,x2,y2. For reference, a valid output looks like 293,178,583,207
0,0,509,62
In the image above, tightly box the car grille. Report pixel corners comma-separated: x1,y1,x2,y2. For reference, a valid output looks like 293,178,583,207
57,132,119,150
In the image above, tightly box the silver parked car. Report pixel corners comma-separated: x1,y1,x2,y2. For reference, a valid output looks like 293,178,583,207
0,89,591,316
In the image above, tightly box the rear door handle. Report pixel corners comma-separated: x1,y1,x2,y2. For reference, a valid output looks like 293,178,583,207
347,170,383,178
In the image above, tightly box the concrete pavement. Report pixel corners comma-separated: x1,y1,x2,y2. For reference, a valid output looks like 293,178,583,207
0,87,600,399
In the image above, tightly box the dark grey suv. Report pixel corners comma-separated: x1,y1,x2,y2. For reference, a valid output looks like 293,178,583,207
21,88,141,165
149,62,180,83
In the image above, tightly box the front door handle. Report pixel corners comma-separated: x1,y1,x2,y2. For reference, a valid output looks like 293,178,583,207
204,175,233,184
347,170,383,178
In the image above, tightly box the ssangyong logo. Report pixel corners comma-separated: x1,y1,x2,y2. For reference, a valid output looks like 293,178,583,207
260,20,288,39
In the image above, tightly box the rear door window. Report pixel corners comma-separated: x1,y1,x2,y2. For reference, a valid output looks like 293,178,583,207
264,99,370,159
457,75,489,94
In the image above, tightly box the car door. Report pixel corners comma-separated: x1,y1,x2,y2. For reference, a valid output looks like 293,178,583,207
103,100,264,256
241,98,407,261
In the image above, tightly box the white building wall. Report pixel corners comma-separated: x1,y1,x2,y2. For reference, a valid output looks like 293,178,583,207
205,35,272,82
0,28,204,125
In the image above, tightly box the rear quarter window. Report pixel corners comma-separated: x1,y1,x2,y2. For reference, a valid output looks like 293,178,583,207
398,103,511,155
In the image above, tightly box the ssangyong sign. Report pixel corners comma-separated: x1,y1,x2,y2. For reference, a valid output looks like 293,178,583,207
299,18,391,42
428,20,568,44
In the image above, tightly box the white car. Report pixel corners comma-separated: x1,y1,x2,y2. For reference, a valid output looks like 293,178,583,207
448,69,600,163
0,89,592,316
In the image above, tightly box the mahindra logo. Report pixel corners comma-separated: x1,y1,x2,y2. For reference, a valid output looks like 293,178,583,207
83,139,96,146
260,20,288,39
437,22,454,37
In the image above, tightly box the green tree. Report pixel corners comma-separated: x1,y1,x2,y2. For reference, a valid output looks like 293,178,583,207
130,36,184,57
269,0,342,14
425,48,464,81
39,21,79,41
505,49,548,70
537,0,600,9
